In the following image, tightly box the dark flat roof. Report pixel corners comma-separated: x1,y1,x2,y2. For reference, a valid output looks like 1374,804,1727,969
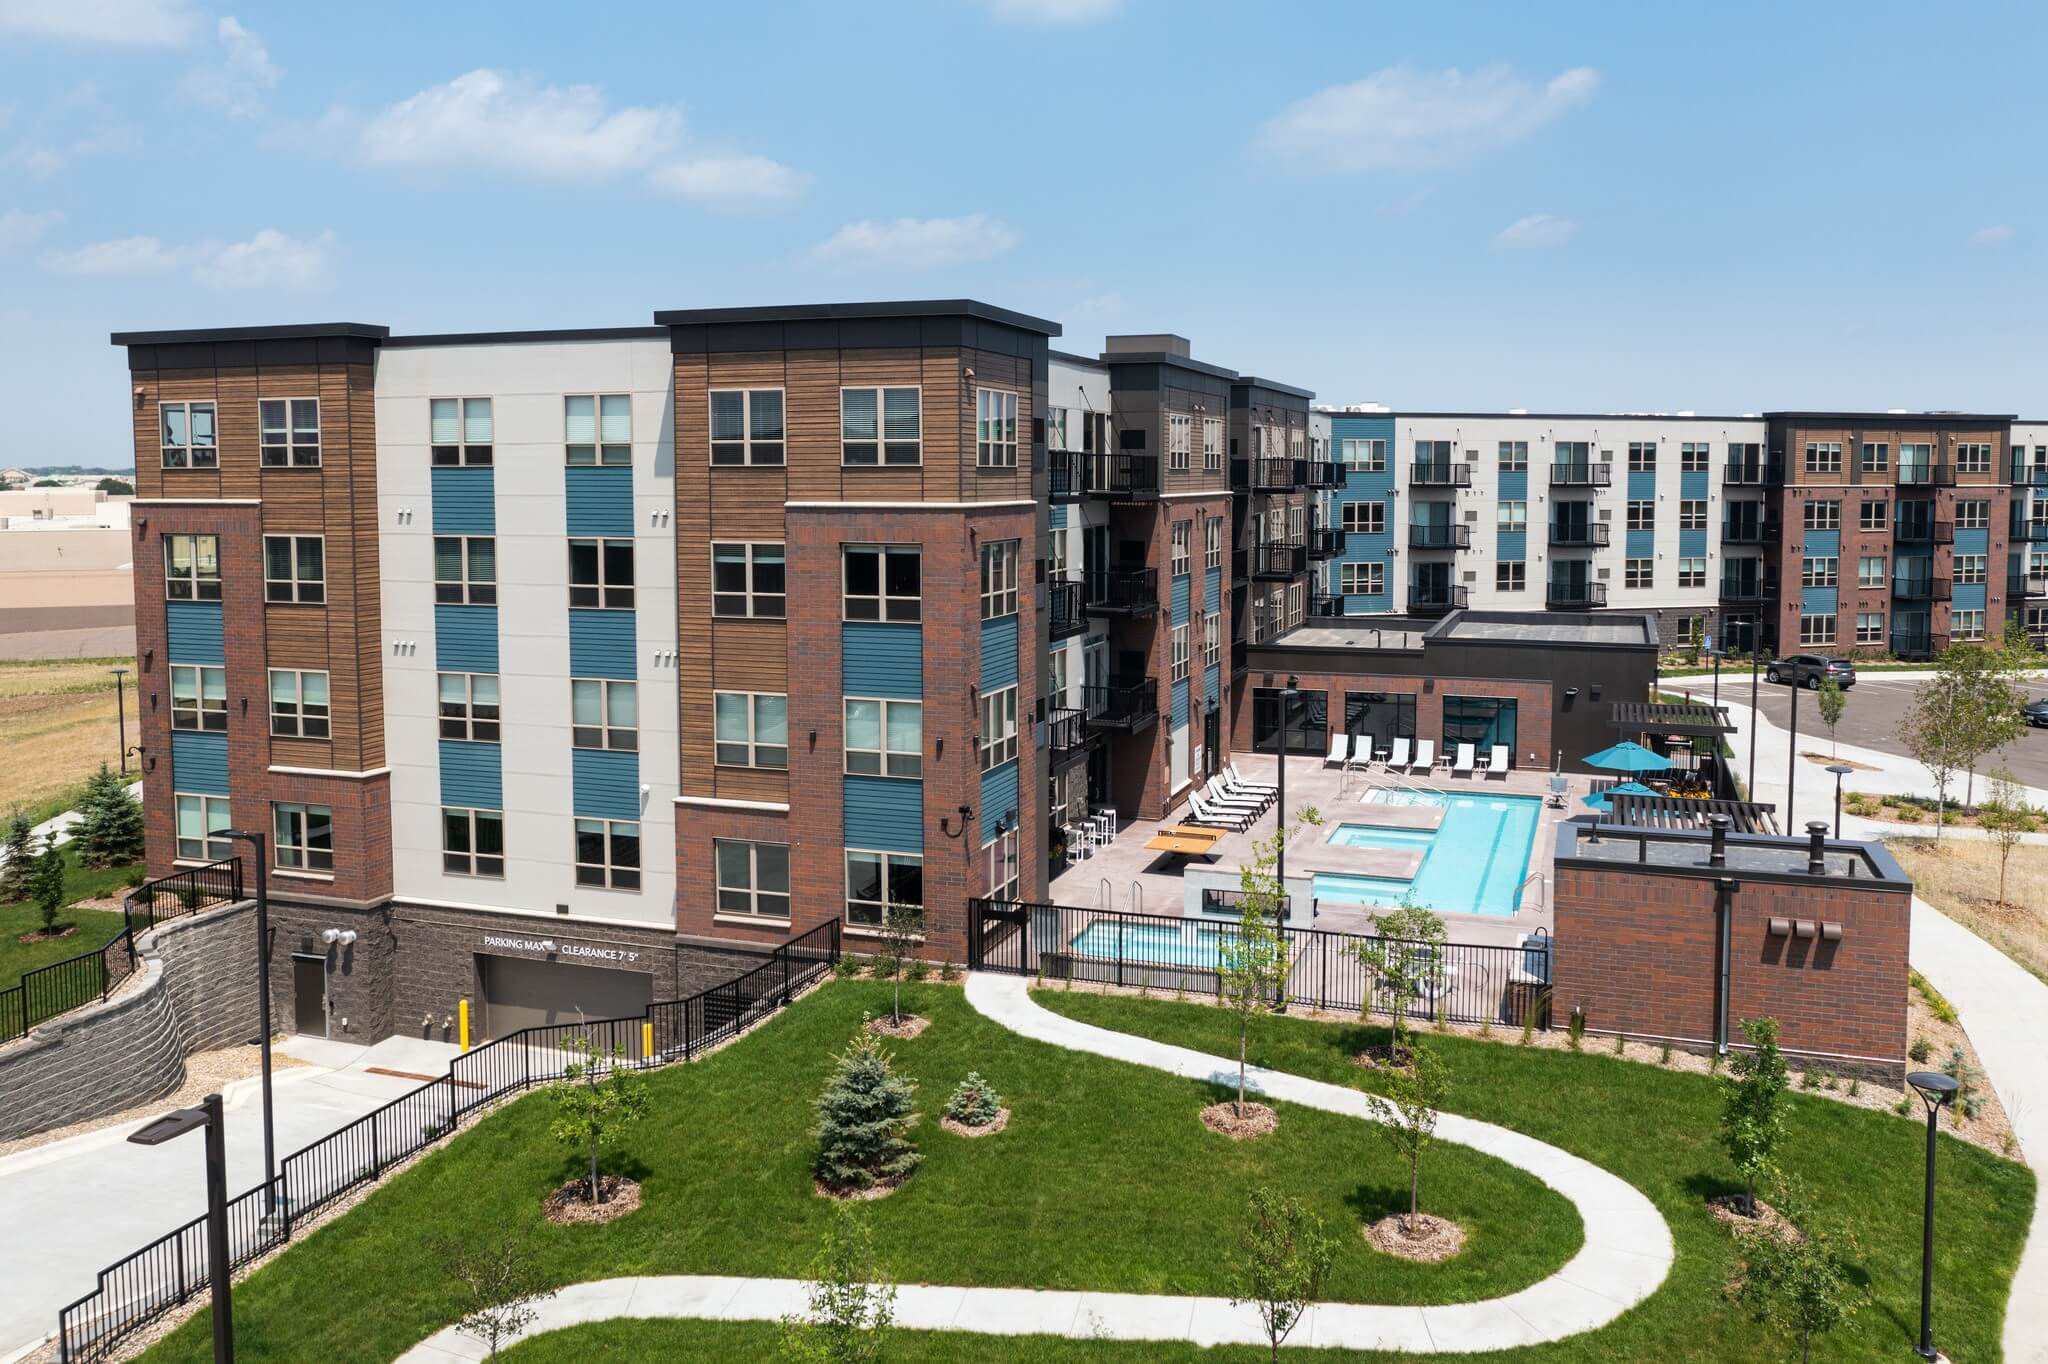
1233,375,1316,401
1102,350,1240,381
1557,820,1911,887
1387,410,1753,423
111,323,389,347
1434,611,1655,648
1050,349,1109,369
652,299,1061,336
384,327,666,348
1764,410,2017,424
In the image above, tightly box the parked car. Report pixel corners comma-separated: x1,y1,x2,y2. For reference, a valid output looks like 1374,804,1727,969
1766,654,1857,689
2025,697,2048,729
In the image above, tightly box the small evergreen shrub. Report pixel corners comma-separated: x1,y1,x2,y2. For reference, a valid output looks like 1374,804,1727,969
1612,1031,1626,1055
814,1026,922,1193
1659,1041,1673,1066
832,955,861,980
903,957,930,983
1566,1007,1585,1052
938,959,960,982
944,1072,1004,1127
1908,1036,1933,1064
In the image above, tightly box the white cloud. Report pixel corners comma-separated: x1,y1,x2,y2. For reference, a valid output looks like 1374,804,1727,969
43,228,335,288
0,208,62,253
0,0,199,45
646,154,808,205
1972,224,2015,246
806,215,1020,271
1261,65,1598,172
41,234,182,275
1494,214,1576,248
178,16,281,118
985,0,1120,22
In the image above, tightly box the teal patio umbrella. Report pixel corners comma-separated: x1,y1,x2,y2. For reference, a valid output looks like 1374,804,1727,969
1582,780,1659,812
1581,740,1672,774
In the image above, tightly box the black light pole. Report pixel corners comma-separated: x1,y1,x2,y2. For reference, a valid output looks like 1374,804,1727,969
111,665,130,775
1786,675,1800,818
1276,680,1298,891
1826,764,1854,839
1748,650,1765,798
1708,647,1724,710
1908,1070,1960,1360
130,1094,233,1363
224,829,278,1214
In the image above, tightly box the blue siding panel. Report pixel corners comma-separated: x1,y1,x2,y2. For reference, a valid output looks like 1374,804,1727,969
1206,664,1221,708
165,601,225,665
1954,526,1989,613
1205,566,1221,612
1171,573,1191,626
1172,677,1190,730
439,741,504,809
979,614,1019,691
1804,529,1841,560
170,731,229,796
429,467,496,534
1953,582,1987,611
842,623,923,699
1800,586,1839,616
1627,469,1657,501
844,775,923,852
1497,530,1527,562
435,605,500,673
1680,469,1709,501
568,610,636,679
1048,502,1067,530
1679,529,1709,558
1626,530,1656,559
565,466,635,537
979,762,1020,843
1498,470,1528,502
1331,413,1397,614
572,748,642,820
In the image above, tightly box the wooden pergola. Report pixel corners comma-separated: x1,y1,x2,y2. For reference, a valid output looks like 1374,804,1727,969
1609,700,1735,737
1607,792,1780,835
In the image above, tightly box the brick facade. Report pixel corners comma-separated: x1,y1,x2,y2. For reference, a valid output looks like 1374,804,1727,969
1230,667,1554,770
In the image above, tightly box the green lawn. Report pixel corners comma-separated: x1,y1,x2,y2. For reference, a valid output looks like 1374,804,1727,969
140,982,1580,1363
0,845,135,993
498,1319,1346,1360
1037,991,2035,1363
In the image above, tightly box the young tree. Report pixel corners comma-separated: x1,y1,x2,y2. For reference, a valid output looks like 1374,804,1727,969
31,831,66,933
1217,826,1293,1119
1980,768,2034,909
1732,1179,1860,1364
1940,643,2028,810
814,1028,921,1193
877,901,922,1025
1230,1187,1335,1364
1901,670,1969,841
780,1204,896,1364
73,765,144,868
1366,1041,1449,1232
548,1038,650,1204
1815,678,1847,758
1352,902,1447,1054
1719,1016,1790,1217
0,808,35,902
436,1233,559,1361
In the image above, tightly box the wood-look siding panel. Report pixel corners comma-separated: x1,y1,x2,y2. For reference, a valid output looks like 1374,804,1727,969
342,363,382,770
715,766,790,804
216,368,261,500
269,736,335,770
703,473,789,533
710,621,789,689
783,350,845,502
264,606,330,667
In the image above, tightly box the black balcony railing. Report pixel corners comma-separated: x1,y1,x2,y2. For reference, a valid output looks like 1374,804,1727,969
1228,457,1250,491
1895,519,1954,545
1897,463,1957,489
2013,568,2048,599
1891,628,1950,660
1306,592,1345,618
1304,462,1342,490
1721,517,1778,544
1231,545,1249,583
1891,575,1950,600
1546,580,1609,609
1251,542,1308,580
1410,460,1472,488
2013,520,2048,543
1076,451,1160,499
1723,458,1781,486
1548,463,1612,488
1083,566,1158,616
1230,637,1249,674
1719,577,1764,604
1047,449,1083,501
1046,706,1095,765
1408,522,1471,549
1048,576,1086,639
1548,521,1611,548
1251,457,1306,491
1082,678,1159,732
1306,526,1346,559
2013,460,2048,486
1407,583,1468,614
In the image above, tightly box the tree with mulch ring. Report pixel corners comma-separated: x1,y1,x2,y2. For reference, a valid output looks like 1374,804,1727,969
864,1011,929,1041
815,1026,921,1199
1363,1039,1464,1261
1352,902,1446,1067
871,902,927,1034
545,1037,650,1223
940,1072,1008,1137
1206,824,1293,1140
1730,1177,1857,1364
1719,1015,1789,1220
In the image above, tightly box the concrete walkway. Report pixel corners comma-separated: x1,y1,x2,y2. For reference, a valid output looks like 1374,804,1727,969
397,975,1671,1360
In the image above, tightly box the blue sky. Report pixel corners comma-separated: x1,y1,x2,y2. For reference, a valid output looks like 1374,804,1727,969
2,0,2044,465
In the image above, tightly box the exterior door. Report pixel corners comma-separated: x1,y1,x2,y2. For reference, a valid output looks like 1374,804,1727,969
291,954,327,1037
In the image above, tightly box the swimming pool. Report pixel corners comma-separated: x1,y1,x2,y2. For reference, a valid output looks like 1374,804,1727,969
1313,791,1542,917
1068,920,1227,968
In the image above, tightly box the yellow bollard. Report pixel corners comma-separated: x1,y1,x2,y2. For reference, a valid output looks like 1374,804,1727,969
642,1021,653,1061
459,998,470,1052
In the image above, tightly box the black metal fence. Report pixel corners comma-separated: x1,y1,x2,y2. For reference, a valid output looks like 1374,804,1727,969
56,919,841,1362
968,899,1550,1030
0,859,242,1045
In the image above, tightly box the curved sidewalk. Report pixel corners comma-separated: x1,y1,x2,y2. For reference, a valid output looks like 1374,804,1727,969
397,975,1671,1361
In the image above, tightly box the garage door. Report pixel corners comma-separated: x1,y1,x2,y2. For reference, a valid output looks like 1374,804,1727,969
477,954,654,1038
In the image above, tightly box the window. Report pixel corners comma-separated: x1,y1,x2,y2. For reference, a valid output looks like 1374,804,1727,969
1497,501,1527,529
437,672,500,742
1802,556,1839,587
442,807,504,878
263,535,325,604
846,850,922,930
434,537,497,605
984,827,1021,904
430,398,493,466
259,399,320,467
978,388,1020,468
1342,561,1384,595
842,387,921,465
1203,610,1222,664
1556,440,1591,464
715,692,787,769
1860,500,1890,531
1956,442,1993,474
159,401,218,469
1954,608,1986,641
564,394,632,466
1626,500,1655,531
1496,561,1526,592
1171,625,1190,682
844,546,921,622
1858,555,1888,588
269,670,330,739
1497,440,1528,471
1804,500,1841,530
164,534,222,601
1202,417,1223,472
1680,442,1709,472
1205,519,1222,569
1165,411,1191,473
845,698,922,778
1956,499,1990,529
568,538,634,609
1955,554,1987,584
170,665,226,732
708,389,785,466
1805,441,1843,474
1679,500,1707,531
1677,557,1706,588
716,840,789,919
572,678,638,750
175,793,231,861
979,685,1018,770
980,540,1019,619
568,818,639,890
1170,521,1191,576
1856,612,1886,644
711,542,786,618
1416,438,1453,462
1628,441,1657,472
1342,438,1387,471
1861,441,1890,473
1342,501,1386,535
1799,614,1837,647
273,803,334,872
1625,559,1654,589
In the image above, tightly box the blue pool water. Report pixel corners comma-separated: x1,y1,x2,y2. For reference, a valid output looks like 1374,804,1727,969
1069,920,1227,967
1312,791,1542,917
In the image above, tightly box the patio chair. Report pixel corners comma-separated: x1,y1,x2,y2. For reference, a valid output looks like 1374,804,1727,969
1186,791,1252,830
1324,733,1351,767
1410,738,1436,773
1452,742,1476,776
1225,762,1279,795
1484,744,1510,778
1209,774,1270,813
1385,736,1412,771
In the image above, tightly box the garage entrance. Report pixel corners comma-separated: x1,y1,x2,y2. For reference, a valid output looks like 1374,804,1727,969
476,954,654,1039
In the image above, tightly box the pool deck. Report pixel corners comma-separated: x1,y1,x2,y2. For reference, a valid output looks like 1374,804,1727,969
1050,754,1591,950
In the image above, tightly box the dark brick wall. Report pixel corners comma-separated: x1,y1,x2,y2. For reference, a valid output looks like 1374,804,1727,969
1230,667,1554,770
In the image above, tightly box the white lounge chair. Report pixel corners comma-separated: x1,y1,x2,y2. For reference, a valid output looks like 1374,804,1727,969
1385,737,1412,771
1410,739,1436,773
1186,791,1252,830
1203,776,1266,815
1325,733,1352,767
1213,773,1273,810
1484,744,1510,777
1452,742,1476,775
1226,762,1278,795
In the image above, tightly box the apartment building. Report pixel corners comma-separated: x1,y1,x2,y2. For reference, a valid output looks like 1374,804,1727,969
2014,421,2048,644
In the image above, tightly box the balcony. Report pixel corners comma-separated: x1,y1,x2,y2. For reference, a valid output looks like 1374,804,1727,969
1048,576,1087,640
1548,463,1612,489
1304,462,1343,490
1076,452,1160,500
1307,592,1345,618
1546,580,1610,609
1230,637,1248,675
2013,520,2048,542
1891,575,1950,601
1897,463,1956,489
1890,628,1950,660
1047,450,1083,502
1410,460,1472,488
2013,569,2048,599
1250,542,1308,581
1306,526,1346,559
1231,545,1249,583
1408,522,1471,550
1548,521,1611,548
1719,577,1765,604
1082,678,1159,733
1083,566,1158,617
1046,706,1097,766
1894,519,1954,545
2013,461,2048,486
1723,458,1781,486
1407,583,1468,615
1251,457,1306,492
1720,517,1778,545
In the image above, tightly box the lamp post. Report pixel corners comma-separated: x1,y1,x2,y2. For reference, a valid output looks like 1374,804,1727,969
223,829,278,1215
1708,647,1725,710
1785,671,1800,819
1275,680,1299,892
111,665,130,775
1748,651,1765,798
129,1094,233,1363
1907,1070,1960,1360
1825,764,1854,838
